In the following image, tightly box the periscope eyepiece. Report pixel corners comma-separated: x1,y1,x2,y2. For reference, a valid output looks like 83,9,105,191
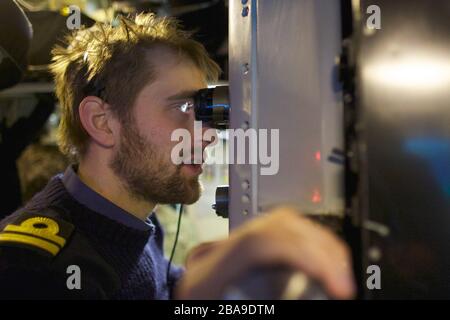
194,85,229,130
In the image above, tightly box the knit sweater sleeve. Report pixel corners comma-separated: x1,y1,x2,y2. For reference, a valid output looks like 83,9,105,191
168,263,185,299
0,209,121,299
0,248,108,299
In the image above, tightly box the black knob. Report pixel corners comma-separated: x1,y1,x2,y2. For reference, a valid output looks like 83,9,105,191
213,185,228,218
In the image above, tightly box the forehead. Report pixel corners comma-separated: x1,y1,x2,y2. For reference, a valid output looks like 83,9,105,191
138,48,207,102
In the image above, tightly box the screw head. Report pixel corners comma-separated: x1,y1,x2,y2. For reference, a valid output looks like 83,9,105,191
368,246,382,262
241,180,250,190
241,194,250,203
242,6,249,17
242,63,250,75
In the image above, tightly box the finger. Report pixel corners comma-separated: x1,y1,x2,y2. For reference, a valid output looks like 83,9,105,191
185,241,223,267
287,232,356,299
278,211,356,298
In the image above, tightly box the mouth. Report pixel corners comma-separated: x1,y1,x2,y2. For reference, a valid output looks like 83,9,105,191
179,150,206,176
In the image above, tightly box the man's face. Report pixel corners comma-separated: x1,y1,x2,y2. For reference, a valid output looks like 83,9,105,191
110,51,212,205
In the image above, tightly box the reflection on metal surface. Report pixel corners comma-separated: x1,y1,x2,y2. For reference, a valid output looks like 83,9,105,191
404,138,450,197
364,55,450,90
353,0,450,298
362,220,390,238
352,0,361,23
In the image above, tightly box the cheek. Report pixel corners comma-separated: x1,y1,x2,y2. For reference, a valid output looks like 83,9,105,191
133,107,195,156
137,120,185,159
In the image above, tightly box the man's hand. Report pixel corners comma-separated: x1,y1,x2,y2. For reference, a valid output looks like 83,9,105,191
175,206,355,300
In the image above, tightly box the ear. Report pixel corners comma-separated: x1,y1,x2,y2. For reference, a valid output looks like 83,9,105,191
78,96,119,149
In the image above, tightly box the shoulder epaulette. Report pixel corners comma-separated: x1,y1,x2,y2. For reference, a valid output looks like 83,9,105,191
0,208,74,257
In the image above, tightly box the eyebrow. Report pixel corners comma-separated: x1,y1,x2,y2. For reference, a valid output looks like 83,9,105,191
166,90,199,101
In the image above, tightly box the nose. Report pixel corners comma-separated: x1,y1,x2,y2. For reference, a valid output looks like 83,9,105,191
188,112,217,151
190,122,217,155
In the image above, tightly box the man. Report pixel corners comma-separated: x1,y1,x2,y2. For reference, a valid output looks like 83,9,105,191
0,13,355,299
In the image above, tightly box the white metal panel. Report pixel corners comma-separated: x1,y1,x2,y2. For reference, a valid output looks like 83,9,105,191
229,0,344,229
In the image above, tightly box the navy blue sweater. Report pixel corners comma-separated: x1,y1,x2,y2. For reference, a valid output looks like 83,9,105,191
0,175,184,299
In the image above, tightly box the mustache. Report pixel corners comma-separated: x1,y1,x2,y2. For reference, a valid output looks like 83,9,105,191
179,147,207,164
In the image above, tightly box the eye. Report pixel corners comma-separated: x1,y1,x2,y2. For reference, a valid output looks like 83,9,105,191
175,101,194,113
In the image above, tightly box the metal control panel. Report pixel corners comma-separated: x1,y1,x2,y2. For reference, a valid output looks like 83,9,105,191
228,0,345,229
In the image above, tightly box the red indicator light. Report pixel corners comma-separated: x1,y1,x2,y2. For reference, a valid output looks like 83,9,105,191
312,189,321,203
315,151,321,161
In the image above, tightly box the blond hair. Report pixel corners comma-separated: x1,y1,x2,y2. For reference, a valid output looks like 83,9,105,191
50,13,221,161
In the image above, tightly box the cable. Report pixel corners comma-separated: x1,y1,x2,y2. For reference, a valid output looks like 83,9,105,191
166,204,183,287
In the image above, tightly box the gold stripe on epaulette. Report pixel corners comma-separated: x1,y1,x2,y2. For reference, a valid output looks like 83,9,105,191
0,216,67,256
0,233,60,256
3,217,66,247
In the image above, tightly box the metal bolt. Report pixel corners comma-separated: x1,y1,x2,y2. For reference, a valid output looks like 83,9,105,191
242,63,250,75
242,6,249,17
242,209,249,216
241,180,250,190
368,246,382,262
241,194,250,203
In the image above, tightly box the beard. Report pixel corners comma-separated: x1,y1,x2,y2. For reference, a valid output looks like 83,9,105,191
110,123,202,205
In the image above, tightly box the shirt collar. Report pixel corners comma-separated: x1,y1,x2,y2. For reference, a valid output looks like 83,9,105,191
61,165,153,231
